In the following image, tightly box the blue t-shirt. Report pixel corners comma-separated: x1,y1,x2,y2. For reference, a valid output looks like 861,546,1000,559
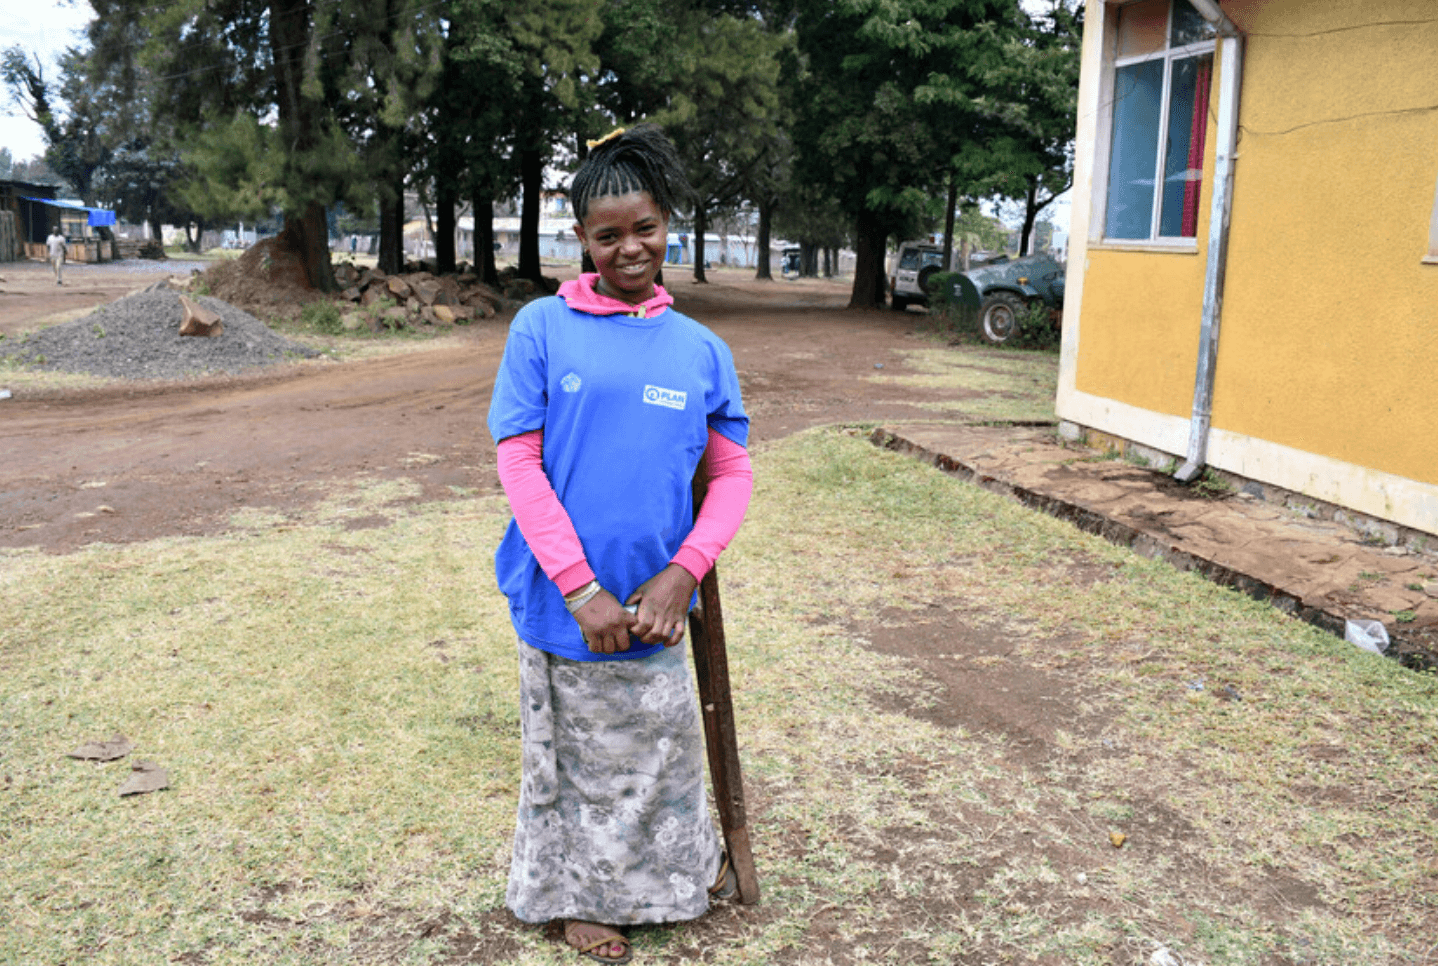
487,295,748,662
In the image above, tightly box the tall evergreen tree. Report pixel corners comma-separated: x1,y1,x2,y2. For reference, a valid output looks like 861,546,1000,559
133,0,437,290
650,11,787,282
791,0,1021,308
503,0,602,283
746,129,792,280
328,0,444,273
991,0,1081,254
438,0,527,284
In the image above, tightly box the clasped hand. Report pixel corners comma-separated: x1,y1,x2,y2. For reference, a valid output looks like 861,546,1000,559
572,564,698,654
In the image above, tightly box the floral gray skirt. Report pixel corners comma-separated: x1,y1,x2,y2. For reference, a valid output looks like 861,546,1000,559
507,640,724,925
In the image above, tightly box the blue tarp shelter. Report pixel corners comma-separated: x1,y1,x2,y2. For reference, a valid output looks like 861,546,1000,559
22,197,117,227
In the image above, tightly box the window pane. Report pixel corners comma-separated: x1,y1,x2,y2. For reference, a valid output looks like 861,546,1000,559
1105,59,1164,240
1117,0,1168,59
1158,54,1213,238
1170,0,1215,47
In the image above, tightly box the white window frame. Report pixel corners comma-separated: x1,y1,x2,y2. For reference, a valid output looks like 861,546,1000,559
1426,165,1438,264
1091,1,1216,250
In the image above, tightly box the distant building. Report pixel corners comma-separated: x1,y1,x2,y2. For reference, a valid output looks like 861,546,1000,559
0,180,57,261
0,182,117,262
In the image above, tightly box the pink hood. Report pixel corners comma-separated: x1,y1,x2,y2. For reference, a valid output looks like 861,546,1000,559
557,273,673,318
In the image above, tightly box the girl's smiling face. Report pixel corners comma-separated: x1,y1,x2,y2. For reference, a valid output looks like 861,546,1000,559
574,190,669,305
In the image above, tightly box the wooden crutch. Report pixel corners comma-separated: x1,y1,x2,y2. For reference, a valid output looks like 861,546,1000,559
688,467,761,904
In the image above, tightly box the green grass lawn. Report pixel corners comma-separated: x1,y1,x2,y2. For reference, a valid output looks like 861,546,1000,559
2,430,1434,965
863,346,1059,423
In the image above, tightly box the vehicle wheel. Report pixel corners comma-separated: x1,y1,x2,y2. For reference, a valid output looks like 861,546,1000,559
891,293,908,312
979,292,1025,345
917,264,941,295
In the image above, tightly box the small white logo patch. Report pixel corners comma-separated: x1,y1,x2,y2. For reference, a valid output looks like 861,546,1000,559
643,385,687,410
560,372,582,393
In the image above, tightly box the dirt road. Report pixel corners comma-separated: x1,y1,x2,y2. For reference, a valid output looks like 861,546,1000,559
2,262,962,553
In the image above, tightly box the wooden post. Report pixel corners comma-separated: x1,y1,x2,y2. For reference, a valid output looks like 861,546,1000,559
689,469,760,904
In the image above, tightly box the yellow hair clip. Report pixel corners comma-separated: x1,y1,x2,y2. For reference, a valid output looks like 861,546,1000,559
585,127,626,150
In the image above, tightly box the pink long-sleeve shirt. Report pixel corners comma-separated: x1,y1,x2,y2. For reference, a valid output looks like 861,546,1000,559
496,427,753,596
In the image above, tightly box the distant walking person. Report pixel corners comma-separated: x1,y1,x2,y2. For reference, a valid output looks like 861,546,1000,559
46,227,66,285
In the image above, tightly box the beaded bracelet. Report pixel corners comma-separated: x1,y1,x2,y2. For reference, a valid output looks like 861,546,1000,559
564,580,603,614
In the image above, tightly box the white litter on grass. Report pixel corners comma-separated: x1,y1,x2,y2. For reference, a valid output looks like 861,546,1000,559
1150,946,1184,966
1345,618,1390,655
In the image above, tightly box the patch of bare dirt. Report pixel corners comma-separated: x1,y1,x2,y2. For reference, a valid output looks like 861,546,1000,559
0,267,957,554
803,606,1335,966
858,603,1106,764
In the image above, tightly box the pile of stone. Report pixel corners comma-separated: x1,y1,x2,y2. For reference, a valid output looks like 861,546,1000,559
333,263,511,328
116,238,167,259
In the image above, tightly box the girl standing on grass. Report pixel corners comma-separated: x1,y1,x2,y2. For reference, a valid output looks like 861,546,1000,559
487,125,753,964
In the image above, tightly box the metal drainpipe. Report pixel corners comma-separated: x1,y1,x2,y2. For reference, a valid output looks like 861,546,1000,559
1175,4,1244,483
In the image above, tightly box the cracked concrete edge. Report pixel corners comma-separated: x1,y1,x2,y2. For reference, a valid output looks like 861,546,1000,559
869,427,1433,669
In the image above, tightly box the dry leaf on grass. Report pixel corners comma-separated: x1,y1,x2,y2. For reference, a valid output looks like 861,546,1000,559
118,760,169,797
66,734,134,762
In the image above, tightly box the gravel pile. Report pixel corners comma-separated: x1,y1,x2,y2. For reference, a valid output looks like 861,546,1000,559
5,288,320,380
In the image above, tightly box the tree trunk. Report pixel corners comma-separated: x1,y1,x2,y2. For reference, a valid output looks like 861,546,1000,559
754,200,773,280
472,187,498,286
822,247,832,278
797,241,813,277
518,145,543,282
1020,178,1039,257
848,208,887,310
692,205,709,283
436,179,456,275
269,0,335,292
378,184,404,275
283,202,334,293
942,175,957,271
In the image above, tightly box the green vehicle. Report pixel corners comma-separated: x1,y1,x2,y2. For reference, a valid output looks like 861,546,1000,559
948,253,1066,345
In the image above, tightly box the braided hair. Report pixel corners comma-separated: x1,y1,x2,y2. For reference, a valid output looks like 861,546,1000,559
570,124,692,222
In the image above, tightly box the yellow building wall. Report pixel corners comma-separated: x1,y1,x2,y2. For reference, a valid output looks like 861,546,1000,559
1075,0,1438,487
1073,249,1205,419
1213,0,1438,486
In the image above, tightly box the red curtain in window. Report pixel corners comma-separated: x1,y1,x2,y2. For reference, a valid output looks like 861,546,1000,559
1181,59,1213,237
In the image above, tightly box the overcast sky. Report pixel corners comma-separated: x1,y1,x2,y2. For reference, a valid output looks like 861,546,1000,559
1,0,1070,233
0,0,95,164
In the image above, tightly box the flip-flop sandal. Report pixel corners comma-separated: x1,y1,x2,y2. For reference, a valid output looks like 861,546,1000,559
564,920,633,965
709,850,738,901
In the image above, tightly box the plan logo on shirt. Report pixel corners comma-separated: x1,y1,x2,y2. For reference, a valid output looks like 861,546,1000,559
560,372,582,393
642,385,687,410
